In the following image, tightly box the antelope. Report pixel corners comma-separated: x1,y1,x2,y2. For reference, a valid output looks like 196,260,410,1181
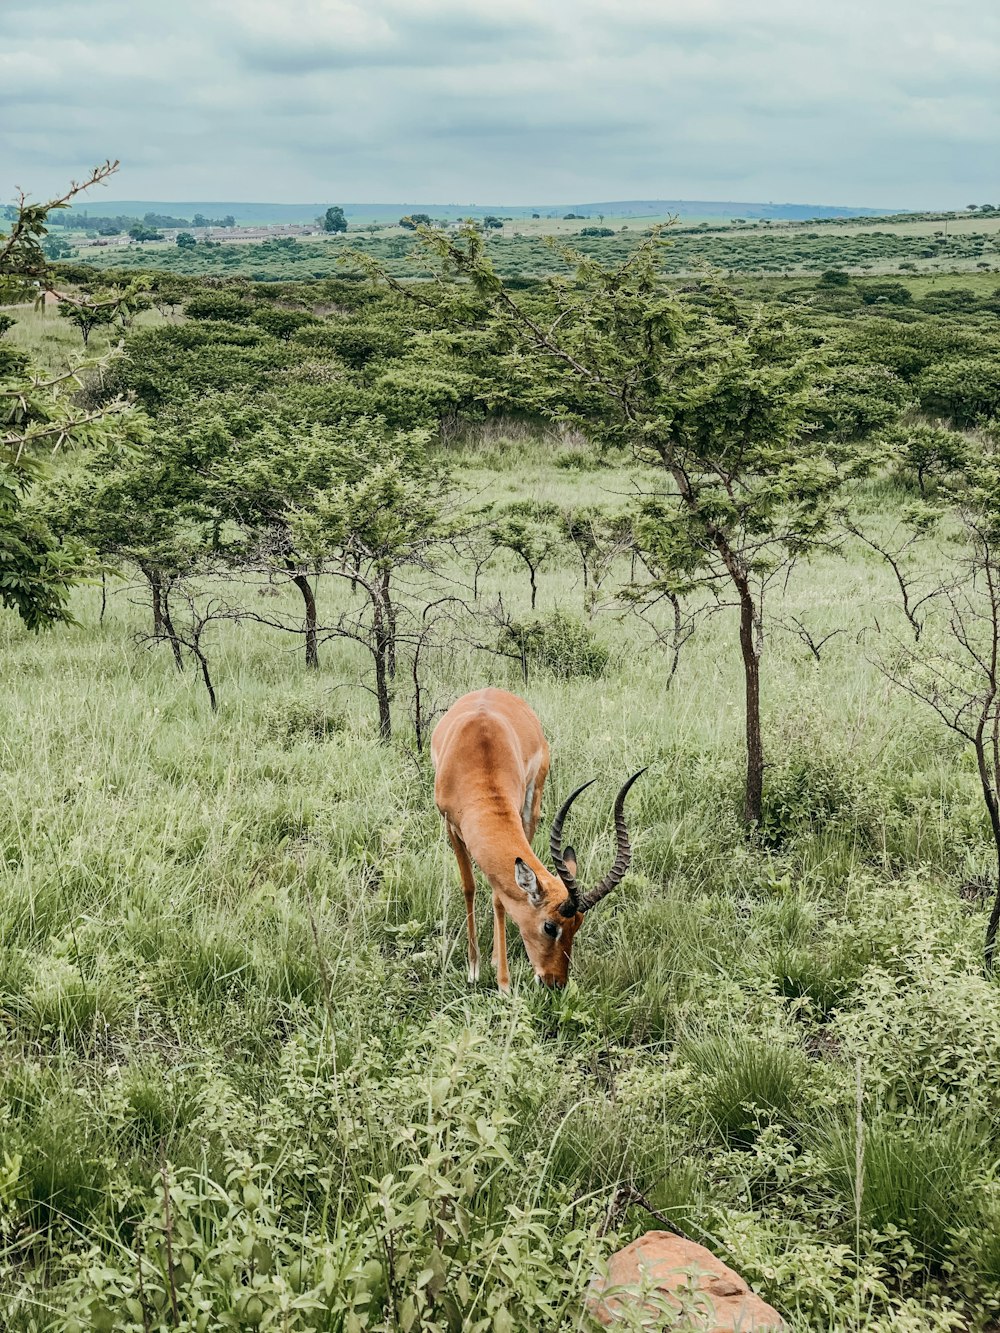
431,687,644,990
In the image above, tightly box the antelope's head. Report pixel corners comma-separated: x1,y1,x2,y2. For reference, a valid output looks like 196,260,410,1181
513,769,645,988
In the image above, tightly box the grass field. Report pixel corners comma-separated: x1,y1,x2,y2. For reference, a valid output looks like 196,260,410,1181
4,399,1000,1329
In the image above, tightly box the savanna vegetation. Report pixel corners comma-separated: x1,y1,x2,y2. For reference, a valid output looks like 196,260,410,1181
59,208,1000,286
4,170,1000,1331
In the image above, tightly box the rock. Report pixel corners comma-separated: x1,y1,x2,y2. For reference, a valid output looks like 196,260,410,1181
587,1231,786,1331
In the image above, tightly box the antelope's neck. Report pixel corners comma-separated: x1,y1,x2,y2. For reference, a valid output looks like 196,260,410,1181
457,800,541,895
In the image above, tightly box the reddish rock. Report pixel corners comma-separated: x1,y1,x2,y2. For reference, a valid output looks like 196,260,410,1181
588,1231,785,1331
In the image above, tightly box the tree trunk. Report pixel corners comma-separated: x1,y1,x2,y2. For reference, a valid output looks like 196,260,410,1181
412,638,426,753
382,571,397,679
370,588,392,742
373,643,392,742
148,570,164,634
287,564,319,669
99,572,107,624
974,738,1000,970
191,641,218,712
161,585,185,672
739,585,764,826
142,565,183,671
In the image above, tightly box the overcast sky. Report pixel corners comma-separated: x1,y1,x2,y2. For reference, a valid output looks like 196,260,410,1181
2,0,997,208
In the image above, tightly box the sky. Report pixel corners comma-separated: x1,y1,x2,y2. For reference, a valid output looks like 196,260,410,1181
2,0,998,209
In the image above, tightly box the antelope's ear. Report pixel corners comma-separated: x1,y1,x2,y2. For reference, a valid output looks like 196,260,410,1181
562,844,577,878
514,858,544,907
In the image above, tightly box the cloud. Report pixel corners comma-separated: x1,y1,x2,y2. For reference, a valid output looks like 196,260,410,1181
1,0,997,207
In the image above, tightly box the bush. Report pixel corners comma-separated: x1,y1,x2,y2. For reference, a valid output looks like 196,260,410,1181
860,282,914,306
500,610,609,678
183,291,254,321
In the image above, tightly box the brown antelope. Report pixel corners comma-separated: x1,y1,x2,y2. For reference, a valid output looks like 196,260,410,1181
431,687,644,990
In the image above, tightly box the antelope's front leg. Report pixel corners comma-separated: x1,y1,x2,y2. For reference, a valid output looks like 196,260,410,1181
447,825,479,983
492,894,510,994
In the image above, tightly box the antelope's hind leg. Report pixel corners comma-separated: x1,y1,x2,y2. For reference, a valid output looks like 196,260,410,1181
447,825,480,983
522,753,550,842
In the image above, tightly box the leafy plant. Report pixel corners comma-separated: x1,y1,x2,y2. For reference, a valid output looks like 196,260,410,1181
500,609,609,678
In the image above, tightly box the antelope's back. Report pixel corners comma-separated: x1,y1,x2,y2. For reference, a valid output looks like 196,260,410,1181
431,688,547,816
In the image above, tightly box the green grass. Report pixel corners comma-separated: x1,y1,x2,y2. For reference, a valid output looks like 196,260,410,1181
4,413,1000,1328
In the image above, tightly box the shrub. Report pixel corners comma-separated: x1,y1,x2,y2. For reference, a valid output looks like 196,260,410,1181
183,291,254,321
261,695,345,744
860,282,914,306
500,610,609,678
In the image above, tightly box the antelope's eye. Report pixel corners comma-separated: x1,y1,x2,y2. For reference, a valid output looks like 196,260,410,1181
543,921,559,939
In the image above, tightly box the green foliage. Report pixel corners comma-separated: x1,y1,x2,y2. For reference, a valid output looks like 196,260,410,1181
183,290,253,322
322,205,348,234
918,355,1000,426
881,421,970,492
1,164,143,628
860,281,914,306
489,501,563,608
56,278,151,346
500,609,610,678
815,363,913,443
680,1034,809,1145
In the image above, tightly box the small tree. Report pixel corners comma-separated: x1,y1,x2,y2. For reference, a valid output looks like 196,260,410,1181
207,414,440,677
561,505,633,614
489,502,563,610
58,279,151,346
176,232,196,249
291,444,452,741
322,206,348,234
45,422,200,667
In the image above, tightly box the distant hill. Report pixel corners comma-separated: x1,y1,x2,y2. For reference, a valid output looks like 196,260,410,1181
69,198,900,227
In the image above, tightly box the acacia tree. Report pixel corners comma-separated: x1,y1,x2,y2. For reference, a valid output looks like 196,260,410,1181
206,414,436,671
290,444,453,741
44,422,203,668
398,228,852,824
561,505,634,614
1,161,140,629
488,501,563,609
57,278,152,346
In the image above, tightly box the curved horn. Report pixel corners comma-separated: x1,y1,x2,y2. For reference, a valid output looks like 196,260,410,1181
576,768,647,913
550,778,597,908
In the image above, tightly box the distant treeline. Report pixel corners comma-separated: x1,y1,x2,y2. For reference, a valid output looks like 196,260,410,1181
50,211,236,232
